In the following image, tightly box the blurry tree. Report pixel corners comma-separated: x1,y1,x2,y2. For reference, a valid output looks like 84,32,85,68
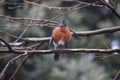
49,55,110,80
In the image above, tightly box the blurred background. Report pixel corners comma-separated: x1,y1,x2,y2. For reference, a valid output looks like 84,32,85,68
0,0,120,80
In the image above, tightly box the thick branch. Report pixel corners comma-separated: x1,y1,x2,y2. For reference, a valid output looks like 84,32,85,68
0,26,120,46
76,26,120,36
0,48,120,54
24,26,120,42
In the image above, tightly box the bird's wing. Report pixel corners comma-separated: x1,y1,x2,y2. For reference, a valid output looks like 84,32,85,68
48,37,54,49
69,28,78,39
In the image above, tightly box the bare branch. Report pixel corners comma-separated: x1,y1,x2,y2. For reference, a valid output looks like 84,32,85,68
0,30,22,39
0,37,13,51
51,2,102,20
0,15,57,24
24,26,120,42
113,70,120,80
114,0,119,9
8,43,44,80
0,48,119,55
0,54,26,80
99,0,120,19
24,37,50,42
24,0,75,10
76,26,120,36
9,55,30,80
14,7,41,42
0,26,119,47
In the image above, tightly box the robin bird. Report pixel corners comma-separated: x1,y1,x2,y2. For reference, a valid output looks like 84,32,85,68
49,20,77,61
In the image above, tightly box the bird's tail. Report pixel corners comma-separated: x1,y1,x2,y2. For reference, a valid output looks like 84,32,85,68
54,43,65,61
54,54,60,61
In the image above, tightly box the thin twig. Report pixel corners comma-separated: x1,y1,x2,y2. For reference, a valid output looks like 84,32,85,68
114,0,119,9
0,54,26,80
24,0,75,10
9,42,44,80
51,2,102,20
0,30,23,39
113,70,120,80
99,0,120,19
14,7,38,42
0,54,14,59
9,54,30,80
76,26,120,36
0,15,57,24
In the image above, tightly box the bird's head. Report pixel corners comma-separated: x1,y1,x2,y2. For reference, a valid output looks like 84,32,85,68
59,20,66,27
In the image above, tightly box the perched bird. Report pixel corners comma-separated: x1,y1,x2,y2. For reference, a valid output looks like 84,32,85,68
49,20,77,61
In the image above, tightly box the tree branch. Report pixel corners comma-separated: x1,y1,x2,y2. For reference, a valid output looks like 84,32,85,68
113,70,120,80
0,37,13,51
0,54,26,80
114,0,119,9
99,0,120,19
0,15,57,24
0,26,120,47
9,55,30,80
76,26,120,36
0,48,119,54
24,0,76,10
24,26,120,42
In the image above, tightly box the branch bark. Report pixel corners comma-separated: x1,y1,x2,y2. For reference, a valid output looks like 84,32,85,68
0,54,26,80
76,26,120,36
24,26,120,42
0,26,120,47
0,15,57,24
9,55,30,80
0,48,119,54
113,70,120,80
99,0,120,19
0,37,13,51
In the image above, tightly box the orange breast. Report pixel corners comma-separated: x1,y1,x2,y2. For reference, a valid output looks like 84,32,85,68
52,27,72,44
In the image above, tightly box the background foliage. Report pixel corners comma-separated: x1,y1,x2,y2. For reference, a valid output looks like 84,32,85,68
0,0,120,80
